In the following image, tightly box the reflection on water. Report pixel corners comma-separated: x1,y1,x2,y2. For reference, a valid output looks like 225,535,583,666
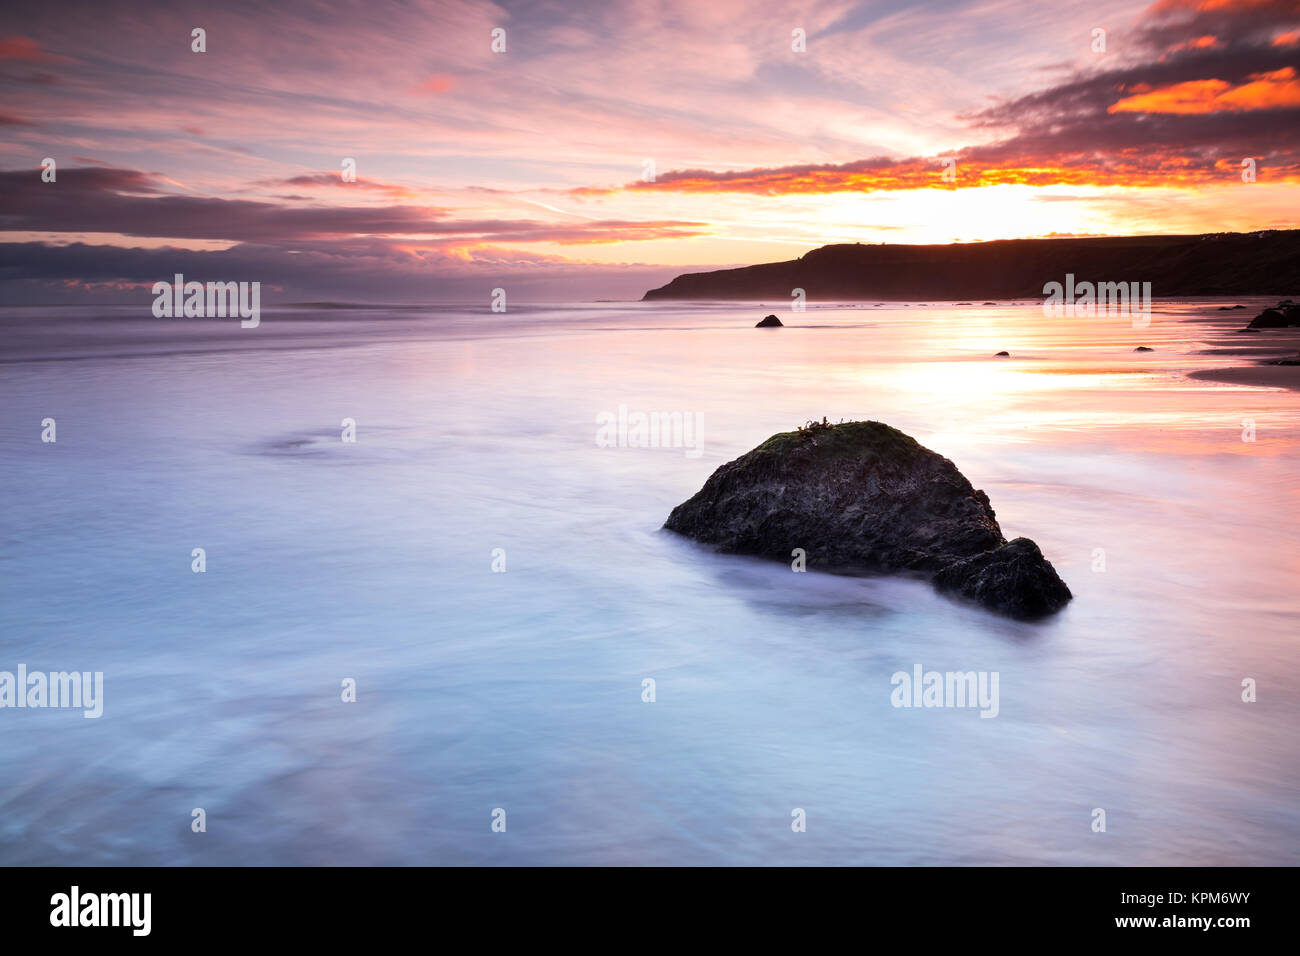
0,300,1296,865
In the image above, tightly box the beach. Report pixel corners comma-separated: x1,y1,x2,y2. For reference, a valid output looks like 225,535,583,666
1190,323,1300,390
2,299,1297,866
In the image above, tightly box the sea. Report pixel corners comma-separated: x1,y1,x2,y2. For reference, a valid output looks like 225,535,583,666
1,299,1296,865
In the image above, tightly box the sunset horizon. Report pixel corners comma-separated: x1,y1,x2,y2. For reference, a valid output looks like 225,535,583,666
3,0,1300,303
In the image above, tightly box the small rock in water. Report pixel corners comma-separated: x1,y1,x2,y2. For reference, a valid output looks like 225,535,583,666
1246,303,1300,329
1248,309,1287,328
1134,346,1154,352
994,350,1010,357
755,314,783,328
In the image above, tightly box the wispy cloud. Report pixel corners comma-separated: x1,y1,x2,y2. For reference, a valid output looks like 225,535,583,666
1,0,1296,301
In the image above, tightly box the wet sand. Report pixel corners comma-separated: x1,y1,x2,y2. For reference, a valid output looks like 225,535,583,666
1188,365,1300,390
1190,318,1300,389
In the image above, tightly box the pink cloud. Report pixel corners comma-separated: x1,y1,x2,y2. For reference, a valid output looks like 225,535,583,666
0,35,67,62
413,74,457,94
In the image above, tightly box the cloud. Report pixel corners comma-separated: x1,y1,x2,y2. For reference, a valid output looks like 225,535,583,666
0,240,692,304
2,0,1297,301
1109,65,1300,112
258,172,424,200
593,0,1300,195
0,166,706,245
412,74,457,94
0,35,68,63
1137,0,1300,51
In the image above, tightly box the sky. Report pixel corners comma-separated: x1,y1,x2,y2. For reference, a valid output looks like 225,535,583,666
1,0,1298,303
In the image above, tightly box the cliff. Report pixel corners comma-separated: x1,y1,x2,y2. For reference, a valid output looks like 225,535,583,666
642,231,1300,301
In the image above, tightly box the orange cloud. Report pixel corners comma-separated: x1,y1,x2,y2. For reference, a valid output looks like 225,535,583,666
1274,30,1300,44
1150,0,1293,12
1168,33,1219,50
602,147,1300,196
1109,66,1300,113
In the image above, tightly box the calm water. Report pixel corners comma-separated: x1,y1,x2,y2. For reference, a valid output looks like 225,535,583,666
1,300,1297,865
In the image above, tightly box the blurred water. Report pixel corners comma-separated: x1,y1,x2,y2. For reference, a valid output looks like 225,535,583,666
1,300,1297,865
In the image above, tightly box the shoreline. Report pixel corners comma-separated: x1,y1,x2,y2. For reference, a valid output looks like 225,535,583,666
1188,365,1300,391
1189,306,1300,390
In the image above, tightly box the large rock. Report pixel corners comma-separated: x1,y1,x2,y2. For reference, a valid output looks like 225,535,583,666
756,314,783,327
663,420,1071,618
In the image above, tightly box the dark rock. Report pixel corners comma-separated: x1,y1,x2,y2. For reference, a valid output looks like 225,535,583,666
982,301,997,305
663,420,1071,618
933,537,1073,620
1247,303,1300,328
756,314,783,328
1134,346,1154,351
1236,328,1261,333
1248,309,1289,328
1272,353,1300,366
994,350,1010,357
